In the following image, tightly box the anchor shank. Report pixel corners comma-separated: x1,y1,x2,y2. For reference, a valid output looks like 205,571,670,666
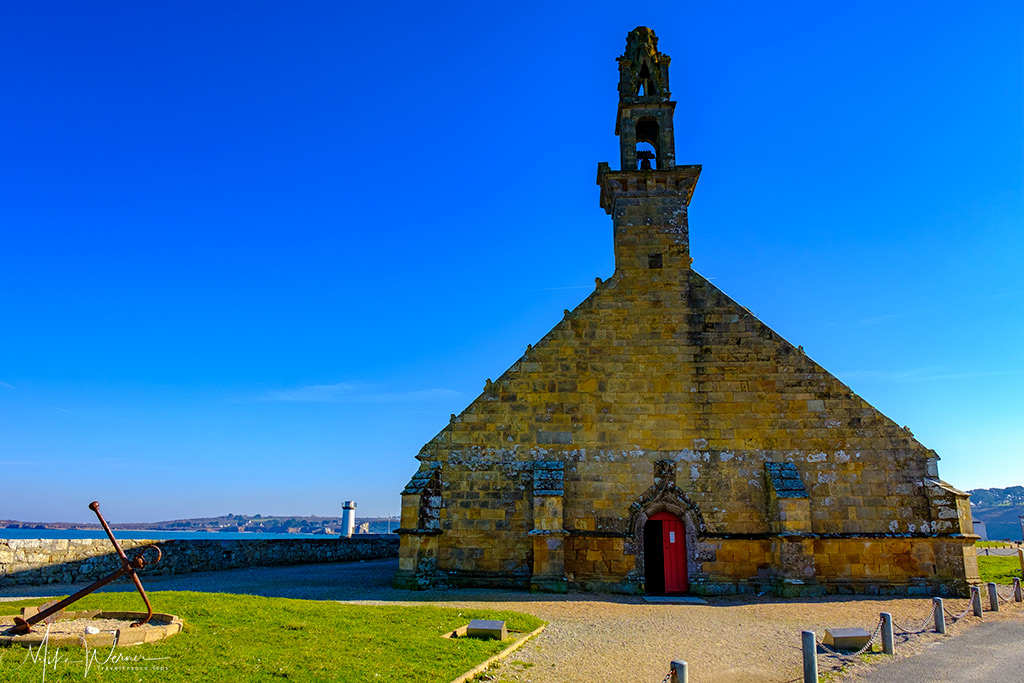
89,501,131,566
127,570,154,627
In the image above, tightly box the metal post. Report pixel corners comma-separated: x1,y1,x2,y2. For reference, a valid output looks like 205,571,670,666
1014,577,1022,603
670,660,688,683
880,613,894,655
933,597,946,634
802,630,818,683
988,582,999,612
971,585,983,618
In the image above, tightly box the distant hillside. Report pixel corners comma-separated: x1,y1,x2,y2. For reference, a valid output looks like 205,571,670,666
969,486,1024,541
968,486,1024,507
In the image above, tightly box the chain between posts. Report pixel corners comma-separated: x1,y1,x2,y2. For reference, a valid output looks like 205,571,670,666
943,600,975,623
892,608,935,635
995,584,1017,604
660,671,673,683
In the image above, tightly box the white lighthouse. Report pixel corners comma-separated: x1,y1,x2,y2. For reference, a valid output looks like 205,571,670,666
341,501,356,538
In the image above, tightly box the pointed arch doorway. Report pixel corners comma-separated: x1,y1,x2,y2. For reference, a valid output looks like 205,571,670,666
644,511,688,594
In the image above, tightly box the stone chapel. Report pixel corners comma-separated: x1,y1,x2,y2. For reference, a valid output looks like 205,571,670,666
396,27,978,597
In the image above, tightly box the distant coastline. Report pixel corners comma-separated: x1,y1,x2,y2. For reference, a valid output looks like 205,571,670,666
0,513,400,537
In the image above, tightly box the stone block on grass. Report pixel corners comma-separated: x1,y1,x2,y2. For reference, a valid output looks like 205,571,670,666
466,619,506,640
823,627,870,651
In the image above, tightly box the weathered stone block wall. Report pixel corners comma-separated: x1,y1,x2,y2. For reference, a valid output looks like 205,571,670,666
565,535,633,588
436,464,533,579
697,539,774,589
812,538,933,584
612,194,692,275
0,536,399,587
810,537,977,595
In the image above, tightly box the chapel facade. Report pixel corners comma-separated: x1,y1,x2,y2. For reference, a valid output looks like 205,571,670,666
396,27,978,597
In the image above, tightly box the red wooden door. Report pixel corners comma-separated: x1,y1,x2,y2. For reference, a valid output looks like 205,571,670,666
650,512,688,593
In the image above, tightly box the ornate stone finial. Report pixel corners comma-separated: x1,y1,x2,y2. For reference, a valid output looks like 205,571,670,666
619,26,671,102
595,276,603,286
485,378,493,390
525,343,532,353
563,309,570,318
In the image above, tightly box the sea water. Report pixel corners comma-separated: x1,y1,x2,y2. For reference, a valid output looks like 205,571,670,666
0,529,348,541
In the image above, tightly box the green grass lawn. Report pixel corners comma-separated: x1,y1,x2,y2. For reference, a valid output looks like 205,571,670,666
977,555,1023,584
0,591,543,682
975,541,1020,548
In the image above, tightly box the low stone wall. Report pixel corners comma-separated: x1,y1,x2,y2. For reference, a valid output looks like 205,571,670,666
0,536,399,588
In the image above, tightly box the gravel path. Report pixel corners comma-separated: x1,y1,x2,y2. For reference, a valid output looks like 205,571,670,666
2,559,1018,683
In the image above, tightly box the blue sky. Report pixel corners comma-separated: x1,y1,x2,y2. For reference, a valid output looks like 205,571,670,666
1,1,1021,522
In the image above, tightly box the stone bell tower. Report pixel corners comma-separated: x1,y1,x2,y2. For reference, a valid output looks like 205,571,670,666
597,26,702,279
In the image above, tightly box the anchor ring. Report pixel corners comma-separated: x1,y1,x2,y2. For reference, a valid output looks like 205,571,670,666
131,544,162,569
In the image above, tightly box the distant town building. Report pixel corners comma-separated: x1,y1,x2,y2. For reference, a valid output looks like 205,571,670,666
397,27,978,597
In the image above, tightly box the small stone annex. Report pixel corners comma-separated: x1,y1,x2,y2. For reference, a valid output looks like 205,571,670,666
396,27,979,597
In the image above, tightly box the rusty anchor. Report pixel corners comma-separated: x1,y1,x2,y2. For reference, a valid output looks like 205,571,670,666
9,501,162,635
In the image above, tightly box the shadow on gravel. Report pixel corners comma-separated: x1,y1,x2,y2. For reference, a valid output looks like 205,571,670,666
3,559,652,605
2,558,954,610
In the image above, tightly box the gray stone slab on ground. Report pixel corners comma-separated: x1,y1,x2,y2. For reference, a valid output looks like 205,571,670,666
643,596,709,605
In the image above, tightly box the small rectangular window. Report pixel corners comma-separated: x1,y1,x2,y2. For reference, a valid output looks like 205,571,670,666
648,252,663,269
537,430,573,445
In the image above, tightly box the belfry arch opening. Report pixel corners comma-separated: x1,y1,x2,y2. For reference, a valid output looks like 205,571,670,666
636,61,655,96
635,117,660,169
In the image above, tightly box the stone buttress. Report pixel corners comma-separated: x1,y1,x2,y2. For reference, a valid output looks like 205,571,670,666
395,27,978,597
